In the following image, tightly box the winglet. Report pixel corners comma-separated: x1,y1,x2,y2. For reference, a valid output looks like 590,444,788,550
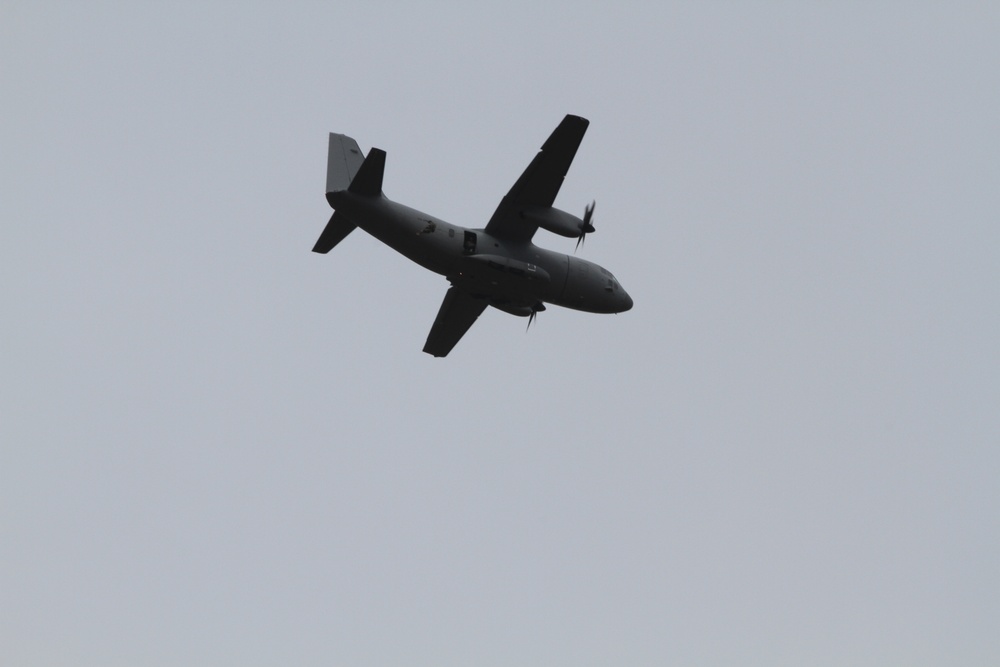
348,148,386,197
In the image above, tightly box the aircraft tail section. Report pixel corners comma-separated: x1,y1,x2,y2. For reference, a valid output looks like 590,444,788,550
347,148,386,197
326,133,366,202
325,133,386,203
312,211,357,254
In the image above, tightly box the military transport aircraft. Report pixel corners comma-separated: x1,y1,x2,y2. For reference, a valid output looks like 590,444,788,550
312,114,632,357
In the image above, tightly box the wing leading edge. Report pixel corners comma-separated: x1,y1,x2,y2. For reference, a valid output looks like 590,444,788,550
484,114,589,244
423,287,489,357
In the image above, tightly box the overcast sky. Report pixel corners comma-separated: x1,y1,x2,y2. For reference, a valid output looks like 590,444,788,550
3,3,998,666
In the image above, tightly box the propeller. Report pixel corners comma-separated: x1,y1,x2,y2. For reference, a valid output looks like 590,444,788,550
575,200,596,252
526,302,546,331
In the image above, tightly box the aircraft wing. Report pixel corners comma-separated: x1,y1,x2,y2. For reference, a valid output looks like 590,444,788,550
484,114,589,244
423,287,489,357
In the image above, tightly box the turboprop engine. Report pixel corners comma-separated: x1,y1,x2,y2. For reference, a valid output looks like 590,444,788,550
520,202,596,247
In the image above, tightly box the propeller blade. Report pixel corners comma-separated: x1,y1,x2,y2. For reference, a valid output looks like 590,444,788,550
575,201,595,253
526,302,545,331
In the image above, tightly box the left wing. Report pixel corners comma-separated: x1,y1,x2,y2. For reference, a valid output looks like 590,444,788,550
484,114,589,244
423,287,489,357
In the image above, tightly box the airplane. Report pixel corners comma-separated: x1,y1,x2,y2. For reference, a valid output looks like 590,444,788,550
312,114,633,357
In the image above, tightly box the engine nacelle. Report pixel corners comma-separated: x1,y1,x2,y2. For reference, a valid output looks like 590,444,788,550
490,300,546,317
520,206,585,238
490,302,534,317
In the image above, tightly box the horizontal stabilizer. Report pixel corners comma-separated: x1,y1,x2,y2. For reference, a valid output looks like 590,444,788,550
348,148,386,197
312,211,357,253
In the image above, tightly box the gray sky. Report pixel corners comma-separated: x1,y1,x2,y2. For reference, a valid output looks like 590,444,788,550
3,3,998,665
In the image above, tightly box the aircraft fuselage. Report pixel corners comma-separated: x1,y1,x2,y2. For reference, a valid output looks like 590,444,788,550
314,115,632,356
327,189,632,316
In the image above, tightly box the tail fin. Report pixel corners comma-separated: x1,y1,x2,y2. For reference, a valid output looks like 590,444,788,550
325,132,386,204
326,133,366,202
347,148,386,197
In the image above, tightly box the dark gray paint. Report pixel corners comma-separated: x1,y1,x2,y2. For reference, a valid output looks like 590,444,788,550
313,115,632,357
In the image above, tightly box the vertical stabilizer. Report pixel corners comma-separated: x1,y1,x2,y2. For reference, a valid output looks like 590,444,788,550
347,148,386,197
326,133,366,203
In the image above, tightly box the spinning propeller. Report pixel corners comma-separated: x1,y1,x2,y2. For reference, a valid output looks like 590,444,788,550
575,201,596,252
526,302,546,331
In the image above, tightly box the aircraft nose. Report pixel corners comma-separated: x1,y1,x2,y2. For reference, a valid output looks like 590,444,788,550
619,289,633,312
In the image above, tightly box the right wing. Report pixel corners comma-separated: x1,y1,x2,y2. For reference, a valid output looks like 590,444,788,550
483,114,589,244
423,287,489,357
